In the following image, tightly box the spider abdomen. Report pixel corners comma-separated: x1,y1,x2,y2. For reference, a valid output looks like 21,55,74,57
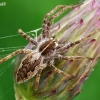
16,52,42,83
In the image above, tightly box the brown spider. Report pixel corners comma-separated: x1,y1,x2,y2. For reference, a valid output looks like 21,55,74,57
0,4,99,91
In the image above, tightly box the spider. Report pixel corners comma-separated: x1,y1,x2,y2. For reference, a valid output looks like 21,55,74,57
0,4,99,91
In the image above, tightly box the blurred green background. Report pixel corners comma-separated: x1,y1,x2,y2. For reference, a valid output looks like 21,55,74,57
0,0,100,100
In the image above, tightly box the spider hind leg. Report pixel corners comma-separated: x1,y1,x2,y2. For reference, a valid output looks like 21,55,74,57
34,69,42,91
0,49,32,64
50,61,73,80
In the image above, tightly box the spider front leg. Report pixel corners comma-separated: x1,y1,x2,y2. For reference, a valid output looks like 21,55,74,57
0,49,33,64
42,5,66,38
42,4,81,38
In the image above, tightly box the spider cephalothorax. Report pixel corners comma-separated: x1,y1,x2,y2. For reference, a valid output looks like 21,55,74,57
0,4,99,91
38,38,57,56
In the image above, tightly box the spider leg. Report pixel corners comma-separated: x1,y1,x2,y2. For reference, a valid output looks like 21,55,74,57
34,64,46,91
34,69,42,91
57,29,100,53
57,55,100,63
42,5,66,38
18,29,37,45
42,4,81,38
57,55,86,60
50,61,73,79
57,55,100,61
0,49,33,64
